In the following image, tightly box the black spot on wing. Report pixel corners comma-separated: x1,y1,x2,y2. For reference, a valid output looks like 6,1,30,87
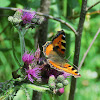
75,71,78,73
62,36,65,40
53,46,59,51
61,42,66,47
61,49,65,52
72,68,75,70
68,65,71,67
55,46,59,49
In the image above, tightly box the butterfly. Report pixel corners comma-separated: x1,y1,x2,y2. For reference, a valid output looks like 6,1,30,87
43,30,81,78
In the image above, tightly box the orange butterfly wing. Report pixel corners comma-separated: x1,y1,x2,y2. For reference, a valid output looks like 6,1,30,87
43,41,53,57
48,60,81,77
52,30,66,56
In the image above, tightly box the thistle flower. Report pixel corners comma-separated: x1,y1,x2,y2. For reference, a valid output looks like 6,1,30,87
26,66,41,83
22,51,34,64
22,46,43,83
8,9,45,30
21,11,36,24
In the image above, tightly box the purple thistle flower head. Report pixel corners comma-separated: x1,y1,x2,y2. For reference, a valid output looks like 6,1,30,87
22,51,34,64
26,66,41,83
35,45,41,59
21,11,36,24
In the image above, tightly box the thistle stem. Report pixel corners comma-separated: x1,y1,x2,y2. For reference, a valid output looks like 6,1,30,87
19,29,26,65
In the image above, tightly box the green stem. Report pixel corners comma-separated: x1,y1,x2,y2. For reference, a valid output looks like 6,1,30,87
50,94,55,100
19,29,26,65
26,84,50,92
12,40,21,67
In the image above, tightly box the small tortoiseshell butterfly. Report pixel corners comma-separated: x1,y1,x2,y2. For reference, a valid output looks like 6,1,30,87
43,30,81,78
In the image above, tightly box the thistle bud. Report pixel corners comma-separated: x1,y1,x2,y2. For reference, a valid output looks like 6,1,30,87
56,83,63,88
58,88,64,94
13,18,21,24
49,82,56,90
48,75,55,84
8,16,13,22
63,80,69,86
57,75,65,82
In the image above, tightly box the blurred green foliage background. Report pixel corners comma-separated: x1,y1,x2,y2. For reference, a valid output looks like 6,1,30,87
0,0,100,100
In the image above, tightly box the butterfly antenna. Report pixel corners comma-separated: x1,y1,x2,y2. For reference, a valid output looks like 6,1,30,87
67,50,75,60
67,51,82,71
65,50,80,70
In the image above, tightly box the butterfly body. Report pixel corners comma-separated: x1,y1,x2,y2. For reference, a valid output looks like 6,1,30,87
43,30,81,78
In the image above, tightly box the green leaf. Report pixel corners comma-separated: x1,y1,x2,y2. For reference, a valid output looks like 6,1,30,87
78,0,82,6
0,0,10,7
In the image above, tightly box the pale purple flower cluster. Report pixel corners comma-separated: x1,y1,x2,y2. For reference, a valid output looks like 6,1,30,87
26,67,41,83
8,9,45,29
22,47,42,83
22,51,34,64
21,11,36,24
